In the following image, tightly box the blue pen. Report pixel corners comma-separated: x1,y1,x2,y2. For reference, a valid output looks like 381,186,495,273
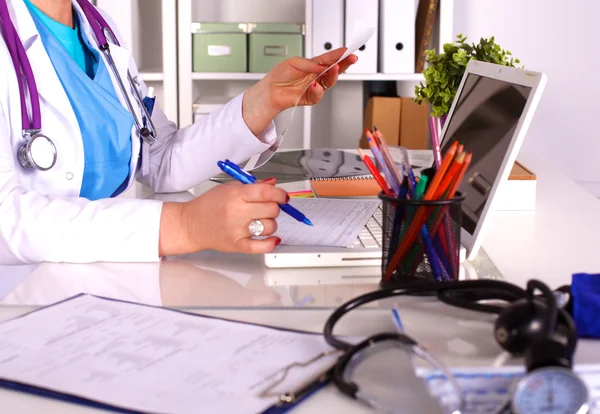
218,160,314,226
421,226,446,282
142,87,156,129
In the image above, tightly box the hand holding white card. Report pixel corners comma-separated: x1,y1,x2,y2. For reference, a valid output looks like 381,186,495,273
338,21,377,64
242,22,376,171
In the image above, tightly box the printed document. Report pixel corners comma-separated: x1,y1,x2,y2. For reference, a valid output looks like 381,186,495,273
0,295,340,414
273,198,381,247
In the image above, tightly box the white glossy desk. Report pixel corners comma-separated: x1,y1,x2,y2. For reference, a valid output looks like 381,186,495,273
0,152,599,413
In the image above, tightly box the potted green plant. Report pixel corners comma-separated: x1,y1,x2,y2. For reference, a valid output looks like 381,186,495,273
413,34,522,128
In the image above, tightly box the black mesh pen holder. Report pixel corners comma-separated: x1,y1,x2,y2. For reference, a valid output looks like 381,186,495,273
378,191,466,289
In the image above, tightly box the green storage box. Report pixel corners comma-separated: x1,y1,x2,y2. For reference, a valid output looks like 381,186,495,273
192,23,248,72
248,23,304,73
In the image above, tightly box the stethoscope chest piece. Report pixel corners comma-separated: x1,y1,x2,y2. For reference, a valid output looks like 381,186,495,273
3,0,157,174
18,130,57,171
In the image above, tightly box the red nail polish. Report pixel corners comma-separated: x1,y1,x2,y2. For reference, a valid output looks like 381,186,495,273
275,237,282,246
313,81,317,87
264,177,275,182
286,194,290,203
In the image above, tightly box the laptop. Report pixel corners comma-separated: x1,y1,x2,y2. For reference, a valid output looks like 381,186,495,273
265,60,547,268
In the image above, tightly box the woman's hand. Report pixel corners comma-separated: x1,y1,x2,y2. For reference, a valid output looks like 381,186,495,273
242,48,358,136
264,47,358,110
159,179,287,256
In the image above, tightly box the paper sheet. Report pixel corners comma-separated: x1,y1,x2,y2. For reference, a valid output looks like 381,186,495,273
272,198,381,247
335,21,376,64
0,295,340,414
419,365,600,413
243,22,376,171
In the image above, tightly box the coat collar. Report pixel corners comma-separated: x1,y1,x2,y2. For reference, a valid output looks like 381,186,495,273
7,0,78,130
6,0,134,127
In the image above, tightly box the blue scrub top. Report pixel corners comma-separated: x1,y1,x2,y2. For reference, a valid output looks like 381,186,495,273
24,0,96,79
25,1,134,200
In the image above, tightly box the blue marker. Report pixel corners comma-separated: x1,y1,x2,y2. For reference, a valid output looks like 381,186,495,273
217,160,314,226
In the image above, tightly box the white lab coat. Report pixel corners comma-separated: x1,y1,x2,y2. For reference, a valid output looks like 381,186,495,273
0,0,277,265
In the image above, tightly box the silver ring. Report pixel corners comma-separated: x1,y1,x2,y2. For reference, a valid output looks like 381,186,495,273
248,220,265,237
320,79,330,90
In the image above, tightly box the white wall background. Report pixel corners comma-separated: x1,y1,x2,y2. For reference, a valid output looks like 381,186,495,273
453,0,600,196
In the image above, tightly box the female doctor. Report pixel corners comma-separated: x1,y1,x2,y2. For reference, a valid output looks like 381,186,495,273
0,0,357,265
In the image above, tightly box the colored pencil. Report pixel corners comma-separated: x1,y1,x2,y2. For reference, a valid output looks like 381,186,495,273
424,140,458,200
434,151,465,200
429,117,442,169
358,148,393,197
442,151,472,276
365,128,379,148
417,151,470,275
446,151,472,200
383,141,459,280
372,127,404,194
432,151,466,257
366,135,398,195
428,151,473,277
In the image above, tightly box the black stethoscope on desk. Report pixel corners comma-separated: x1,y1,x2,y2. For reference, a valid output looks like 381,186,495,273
0,0,157,172
322,279,589,414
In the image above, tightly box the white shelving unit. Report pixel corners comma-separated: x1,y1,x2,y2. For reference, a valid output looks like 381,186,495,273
99,0,453,151
191,72,427,82
96,0,178,124
177,0,454,150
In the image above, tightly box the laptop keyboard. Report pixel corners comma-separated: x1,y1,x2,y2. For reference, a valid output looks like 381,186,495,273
354,206,383,248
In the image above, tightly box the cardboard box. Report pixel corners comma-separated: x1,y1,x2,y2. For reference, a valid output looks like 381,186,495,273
360,97,401,148
399,97,429,149
360,97,429,150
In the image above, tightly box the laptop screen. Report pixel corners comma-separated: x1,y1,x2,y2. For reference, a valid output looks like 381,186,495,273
440,73,532,234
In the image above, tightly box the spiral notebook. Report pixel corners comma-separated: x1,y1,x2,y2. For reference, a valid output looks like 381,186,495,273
309,176,381,198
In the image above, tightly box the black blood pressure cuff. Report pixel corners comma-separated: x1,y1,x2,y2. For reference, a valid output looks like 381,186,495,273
571,273,600,339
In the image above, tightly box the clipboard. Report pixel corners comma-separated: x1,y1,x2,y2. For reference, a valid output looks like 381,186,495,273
0,294,338,414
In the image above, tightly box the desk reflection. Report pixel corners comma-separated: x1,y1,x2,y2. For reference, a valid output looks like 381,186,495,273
159,259,283,308
0,260,281,308
0,252,499,309
0,256,382,309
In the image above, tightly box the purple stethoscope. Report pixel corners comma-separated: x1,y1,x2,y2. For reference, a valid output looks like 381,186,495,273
0,0,156,172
